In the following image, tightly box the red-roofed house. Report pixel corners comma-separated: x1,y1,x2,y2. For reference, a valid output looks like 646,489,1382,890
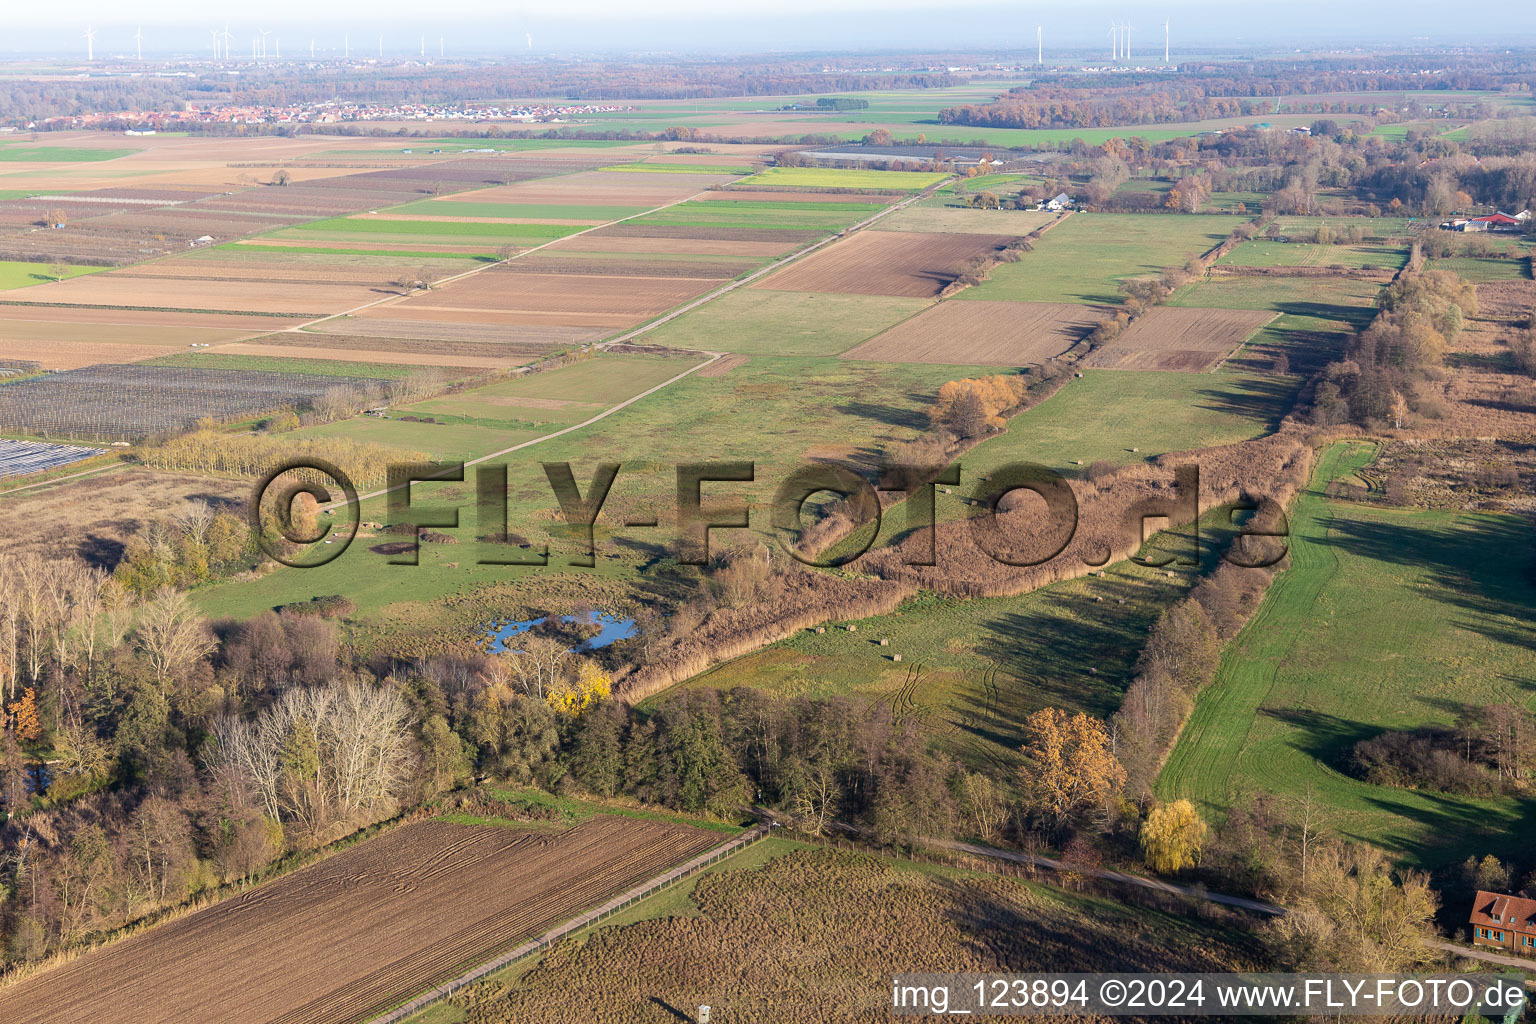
1469,890,1536,957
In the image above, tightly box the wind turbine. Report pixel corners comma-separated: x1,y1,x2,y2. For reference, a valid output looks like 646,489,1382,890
275,37,280,59
439,35,444,57
1036,25,1042,65
420,34,425,58
1123,23,1133,61
258,29,269,59
134,26,143,61
344,31,350,58
311,38,315,59
222,24,232,62
210,28,220,61
1108,21,1117,61
378,33,383,58
1164,19,1170,63
83,24,95,62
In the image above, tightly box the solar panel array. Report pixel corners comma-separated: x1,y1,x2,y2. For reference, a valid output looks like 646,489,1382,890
0,439,102,479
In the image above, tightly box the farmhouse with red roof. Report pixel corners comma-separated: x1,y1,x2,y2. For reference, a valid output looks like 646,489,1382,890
1469,890,1536,957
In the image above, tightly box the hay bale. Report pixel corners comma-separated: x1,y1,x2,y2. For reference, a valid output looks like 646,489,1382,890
847,624,858,632
879,638,889,646
892,653,902,662
815,626,826,634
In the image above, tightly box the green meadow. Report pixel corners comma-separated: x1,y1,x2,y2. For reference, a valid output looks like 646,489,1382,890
1158,441,1536,869
961,213,1245,305
644,290,930,357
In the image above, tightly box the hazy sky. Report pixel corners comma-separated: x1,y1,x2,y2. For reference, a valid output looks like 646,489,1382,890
9,0,1532,55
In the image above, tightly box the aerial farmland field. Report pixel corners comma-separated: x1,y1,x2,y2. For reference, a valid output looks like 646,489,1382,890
1,31,1534,1022
961,213,1245,305
1080,306,1276,371
0,818,723,1024
753,230,1019,297
841,300,1101,365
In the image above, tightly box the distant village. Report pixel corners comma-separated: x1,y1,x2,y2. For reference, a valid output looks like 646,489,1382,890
11,100,635,132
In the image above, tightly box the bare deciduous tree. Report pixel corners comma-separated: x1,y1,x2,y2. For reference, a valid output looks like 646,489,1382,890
133,588,217,689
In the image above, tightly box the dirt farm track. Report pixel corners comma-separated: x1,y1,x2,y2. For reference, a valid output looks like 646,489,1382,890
0,817,721,1024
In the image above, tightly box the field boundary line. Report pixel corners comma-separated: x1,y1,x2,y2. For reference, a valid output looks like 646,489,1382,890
322,178,954,511
369,823,773,1024
268,174,762,336
592,175,956,350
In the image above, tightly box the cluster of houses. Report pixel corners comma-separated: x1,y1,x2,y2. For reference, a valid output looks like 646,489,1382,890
14,100,634,132
1439,209,1531,232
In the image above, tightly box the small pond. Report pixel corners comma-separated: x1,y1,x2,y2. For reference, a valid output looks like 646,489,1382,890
484,610,637,654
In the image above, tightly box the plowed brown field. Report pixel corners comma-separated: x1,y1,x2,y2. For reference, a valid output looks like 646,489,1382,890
13,275,387,316
841,301,1104,365
1081,306,1276,371
752,230,1018,298
0,817,721,1024
365,271,719,327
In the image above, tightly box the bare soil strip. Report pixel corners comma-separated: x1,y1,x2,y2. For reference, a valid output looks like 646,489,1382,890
1080,306,1276,371
0,818,720,1024
842,301,1105,365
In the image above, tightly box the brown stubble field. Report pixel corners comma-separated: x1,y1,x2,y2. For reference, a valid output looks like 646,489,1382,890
13,274,393,316
358,270,725,328
0,307,288,370
751,230,1019,298
841,300,1105,365
0,817,722,1024
1080,306,1277,371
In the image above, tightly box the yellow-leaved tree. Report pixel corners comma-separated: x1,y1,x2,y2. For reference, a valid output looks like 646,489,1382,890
547,661,612,717
1140,799,1209,873
1021,707,1126,826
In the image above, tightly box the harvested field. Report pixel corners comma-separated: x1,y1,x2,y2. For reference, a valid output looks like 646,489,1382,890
875,206,1057,234
1081,307,1277,371
842,301,1102,365
208,342,517,369
6,274,388,316
0,316,255,368
118,262,420,286
247,333,561,357
499,255,750,279
0,817,722,1024
1475,279,1536,322
369,271,720,324
753,230,1018,298
0,468,246,565
305,317,604,347
237,239,498,256
0,303,288,331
